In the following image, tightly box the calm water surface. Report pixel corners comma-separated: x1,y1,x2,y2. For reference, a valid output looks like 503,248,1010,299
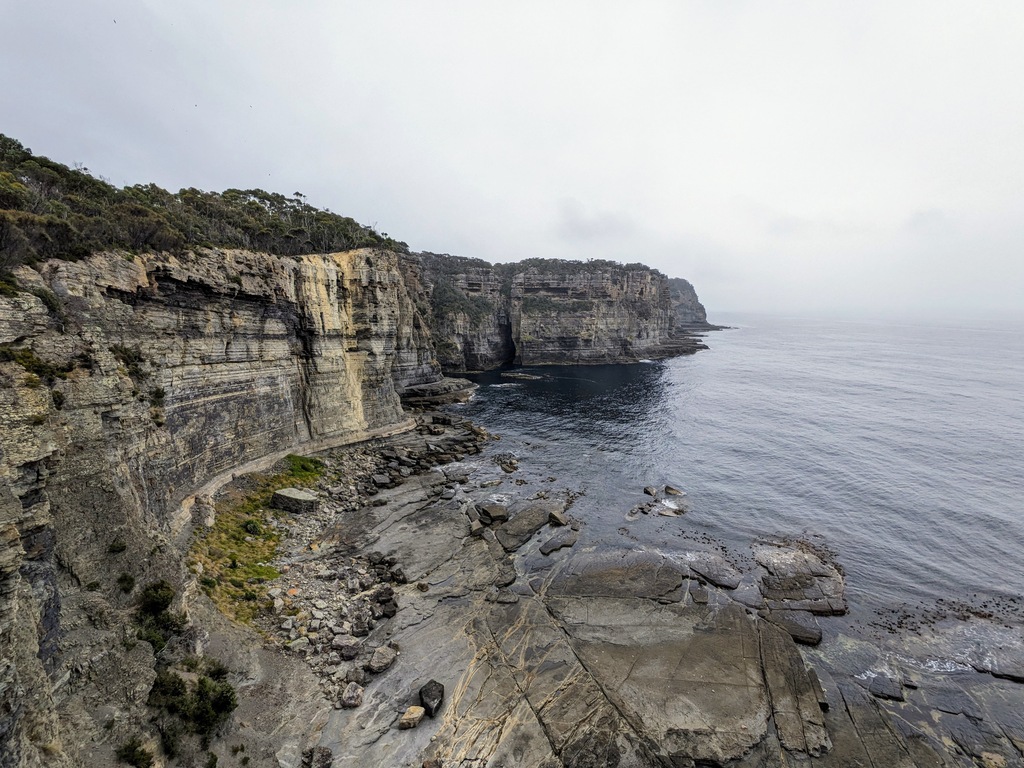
456,314,1024,620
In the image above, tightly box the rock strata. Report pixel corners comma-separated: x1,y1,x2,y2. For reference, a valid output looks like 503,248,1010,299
419,254,711,370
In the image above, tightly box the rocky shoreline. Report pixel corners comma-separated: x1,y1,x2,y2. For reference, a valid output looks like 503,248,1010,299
180,410,1024,767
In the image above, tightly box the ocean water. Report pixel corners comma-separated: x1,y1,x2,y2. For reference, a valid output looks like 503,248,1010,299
455,314,1024,629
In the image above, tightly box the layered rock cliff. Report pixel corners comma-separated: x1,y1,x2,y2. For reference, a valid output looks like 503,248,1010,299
667,276,709,325
0,247,446,767
418,255,709,371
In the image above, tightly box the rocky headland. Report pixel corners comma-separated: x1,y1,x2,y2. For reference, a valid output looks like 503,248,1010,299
419,255,712,371
0,240,716,766
2,136,1021,768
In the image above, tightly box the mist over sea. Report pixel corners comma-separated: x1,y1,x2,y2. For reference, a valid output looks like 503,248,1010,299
455,313,1024,642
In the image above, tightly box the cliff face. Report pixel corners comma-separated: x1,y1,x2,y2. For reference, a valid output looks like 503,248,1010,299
667,277,709,325
0,247,442,767
419,256,708,371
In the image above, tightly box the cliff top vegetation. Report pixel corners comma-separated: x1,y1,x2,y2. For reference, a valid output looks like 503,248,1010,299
420,251,664,279
0,133,407,274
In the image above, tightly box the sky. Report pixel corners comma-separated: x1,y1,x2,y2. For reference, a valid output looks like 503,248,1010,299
3,1,1023,320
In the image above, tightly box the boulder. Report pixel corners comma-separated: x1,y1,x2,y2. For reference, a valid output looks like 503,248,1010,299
540,528,578,556
548,508,569,527
688,553,742,590
760,610,822,646
754,543,847,615
399,705,426,729
495,500,565,552
332,634,361,660
665,485,685,496
340,682,364,708
868,675,904,702
477,502,509,524
366,645,397,673
272,487,319,515
643,486,658,497
419,679,445,717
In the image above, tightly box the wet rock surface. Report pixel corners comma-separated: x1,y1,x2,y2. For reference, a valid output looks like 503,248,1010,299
193,413,1021,767
214,416,960,768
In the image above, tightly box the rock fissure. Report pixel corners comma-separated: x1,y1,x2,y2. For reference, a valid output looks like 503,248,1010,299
481,616,563,760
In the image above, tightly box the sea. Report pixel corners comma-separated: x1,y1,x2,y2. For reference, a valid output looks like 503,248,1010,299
453,313,1024,668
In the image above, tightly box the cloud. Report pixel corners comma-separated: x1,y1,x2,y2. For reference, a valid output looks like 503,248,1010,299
2,0,1023,320
555,200,636,242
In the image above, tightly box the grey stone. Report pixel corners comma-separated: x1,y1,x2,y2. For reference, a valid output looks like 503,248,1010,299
331,634,360,660
365,645,397,673
761,609,823,646
539,528,578,556
271,487,319,515
868,675,904,702
494,500,565,552
688,553,742,590
643,485,658,497
548,508,569,527
476,502,508,524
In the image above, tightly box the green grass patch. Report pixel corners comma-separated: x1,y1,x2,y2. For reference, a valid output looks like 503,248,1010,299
283,453,325,481
189,454,323,623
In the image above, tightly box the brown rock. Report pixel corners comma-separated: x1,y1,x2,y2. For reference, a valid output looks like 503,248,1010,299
399,705,426,729
365,645,397,673
340,682,364,708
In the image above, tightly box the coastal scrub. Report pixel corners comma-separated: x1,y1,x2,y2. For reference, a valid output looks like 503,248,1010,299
189,454,325,623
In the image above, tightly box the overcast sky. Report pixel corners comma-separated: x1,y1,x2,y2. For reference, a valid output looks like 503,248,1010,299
4,1,1023,320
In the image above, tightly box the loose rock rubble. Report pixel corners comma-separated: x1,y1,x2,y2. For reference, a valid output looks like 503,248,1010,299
251,412,490,705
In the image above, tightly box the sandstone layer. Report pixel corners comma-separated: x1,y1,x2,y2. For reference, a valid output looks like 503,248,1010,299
418,255,711,371
0,247,464,767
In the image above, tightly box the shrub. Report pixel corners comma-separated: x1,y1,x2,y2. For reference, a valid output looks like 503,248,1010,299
117,572,135,593
0,273,18,296
148,669,189,714
148,665,238,740
110,344,147,380
241,519,262,535
189,676,238,735
115,736,154,768
139,580,175,616
27,286,64,321
0,344,73,384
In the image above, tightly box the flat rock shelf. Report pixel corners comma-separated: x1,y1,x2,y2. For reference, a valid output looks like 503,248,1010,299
219,411,988,768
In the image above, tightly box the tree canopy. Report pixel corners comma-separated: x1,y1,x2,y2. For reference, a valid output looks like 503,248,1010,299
0,134,407,272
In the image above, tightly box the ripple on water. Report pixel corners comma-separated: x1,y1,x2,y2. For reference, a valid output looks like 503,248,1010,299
458,316,1024,661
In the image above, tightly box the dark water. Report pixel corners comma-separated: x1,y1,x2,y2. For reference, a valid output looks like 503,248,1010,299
455,314,1024,626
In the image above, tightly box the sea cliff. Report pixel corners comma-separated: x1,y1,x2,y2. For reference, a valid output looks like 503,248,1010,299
419,255,711,371
0,246,460,767
0,241,719,766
